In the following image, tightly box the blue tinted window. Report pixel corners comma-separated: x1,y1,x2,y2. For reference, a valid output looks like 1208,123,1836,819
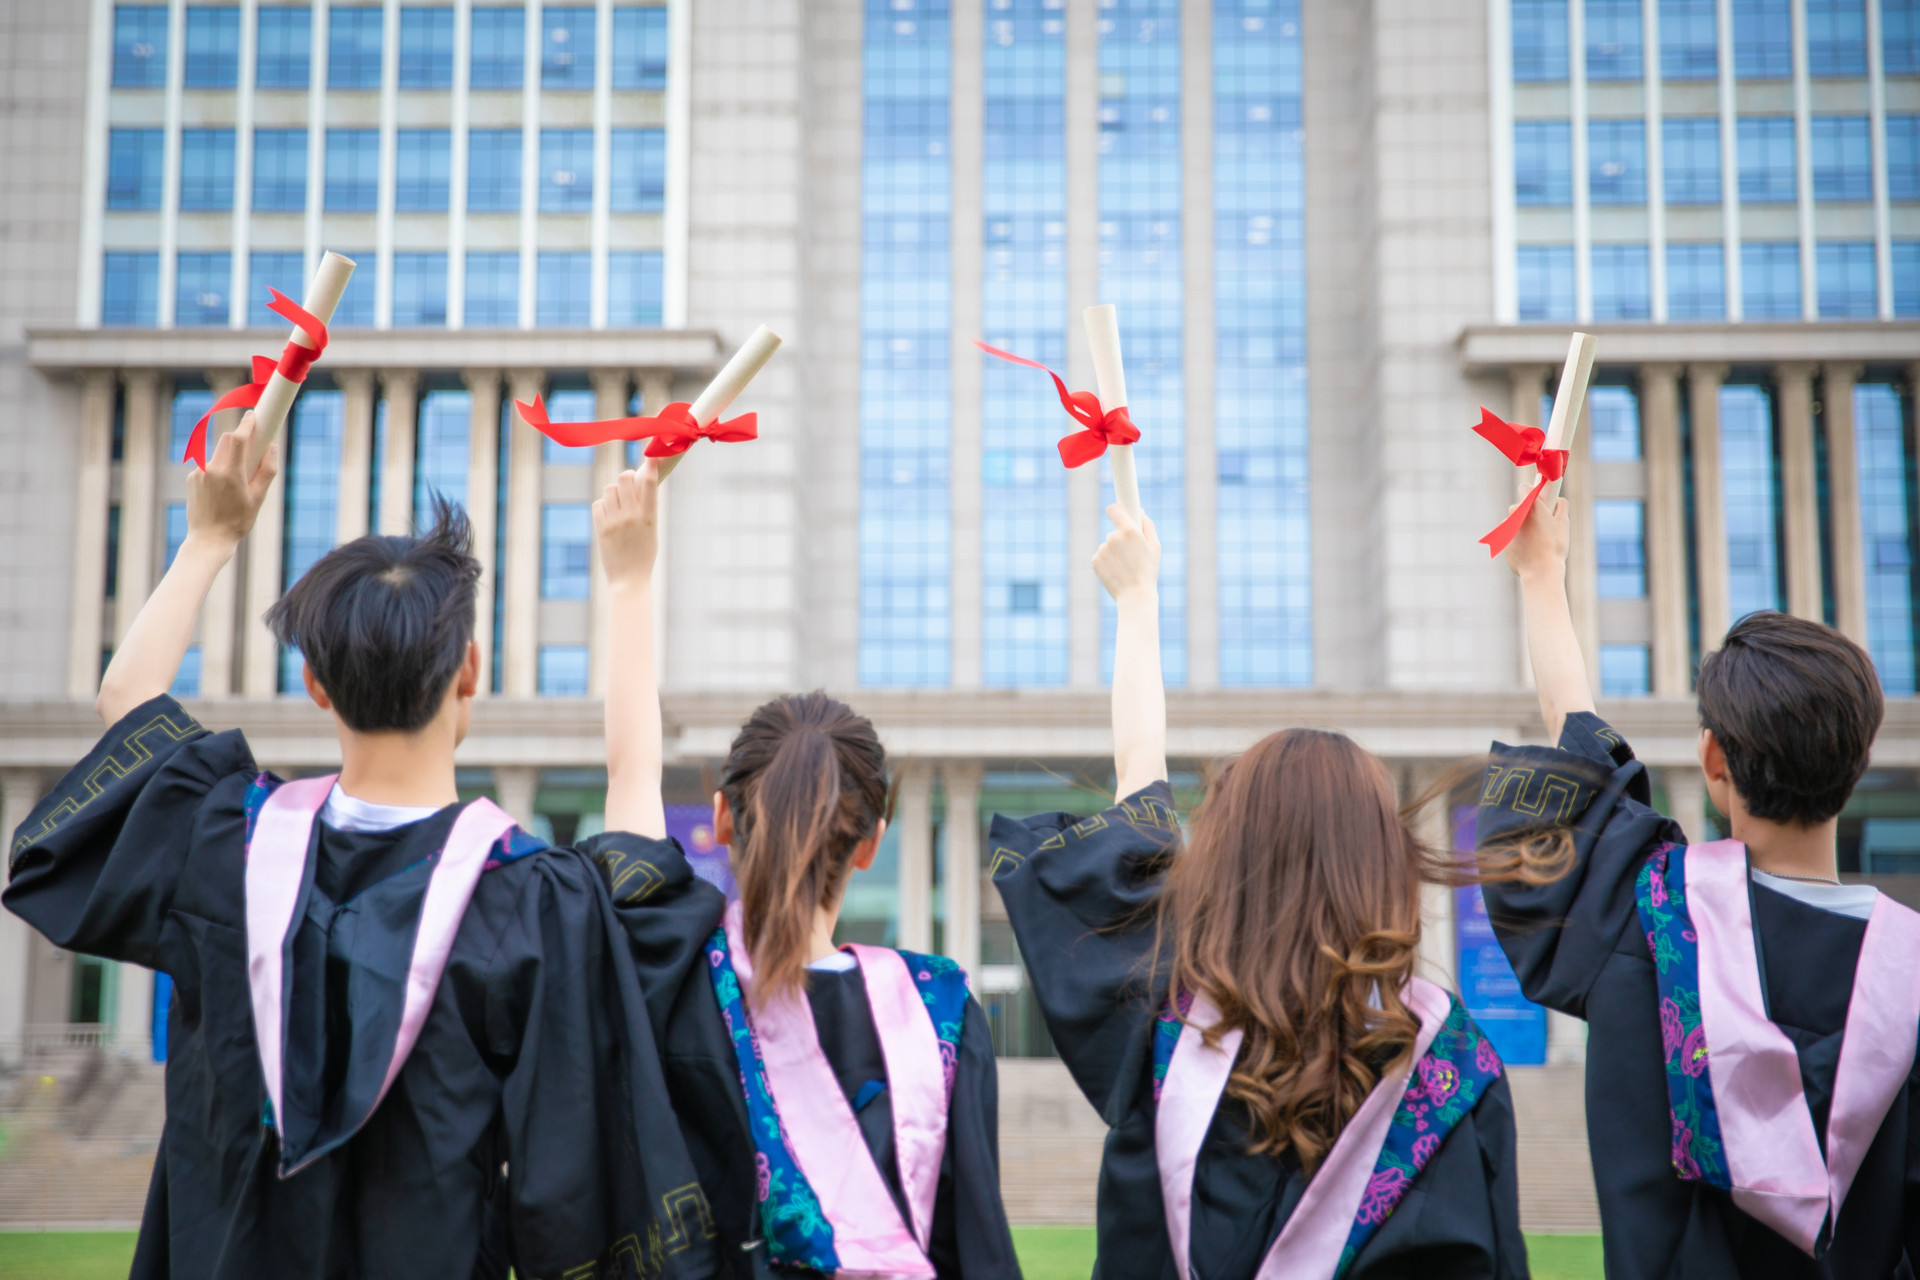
395,129,451,210
165,502,190,569
1890,0,1920,73
1587,0,1643,79
256,7,310,87
1720,384,1781,618
392,252,447,326
540,128,594,211
1898,242,1920,315
104,253,159,325
1812,115,1872,201
325,128,379,210
1589,384,1642,460
1513,0,1569,81
172,646,203,697
279,387,344,689
1515,119,1573,205
113,6,168,87
1668,242,1725,317
471,6,526,88
332,253,377,325
1517,243,1575,320
252,128,307,210
1806,0,1867,75
414,389,469,514
1817,241,1877,316
1660,0,1718,78
1857,383,1917,691
107,128,163,209
543,7,596,90
468,129,522,211
1592,243,1651,319
611,6,668,89
536,252,590,325
465,251,520,325
1600,645,1652,695
1595,499,1647,597
184,6,239,87
179,128,235,210
176,252,230,326
538,645,589,695
541,504,591,598
540,390,597,464
609,127,665,211
1737,116,1796,202
1589,118,1646,204
170,386,213,456
248,252,304,323
399,7,454,88
329,6,384,89
609,251,663,325
1663,116,1722,203
1889,116,1920,201
1741,240,1800,316
1733,0,1792,77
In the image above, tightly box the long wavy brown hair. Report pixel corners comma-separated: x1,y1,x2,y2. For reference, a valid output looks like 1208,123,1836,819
1154,730,1571,1173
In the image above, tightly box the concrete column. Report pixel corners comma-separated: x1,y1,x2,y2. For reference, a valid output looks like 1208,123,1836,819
895,762,935,954
240,445,288,697
493,766,540,830
1641,364,1692,694
588,369,629,695
0,770,46,1066
1823,363,1867,645
334,370,377,544
378,369,421,536
1181,0,1218,689
198,370,248,698
949,0,983,690
463,369,503,692
67,371,115,699
1564,395,1601,693
640,372,673,687
1508,367,1551,688
1666,763,1709,844
1687,364,1731,650
115,372,164,645
1776,363,1822,621
1548,1010,1588,1064
940,761,983,974
115,960,154,1058
503,372,545,697
1405,765,1458,991
1065,0,1100,688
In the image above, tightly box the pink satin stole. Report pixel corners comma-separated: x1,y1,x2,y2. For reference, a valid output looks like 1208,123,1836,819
244,778,515,1173
1686,839,1920,1255
723,902,947,1279
1155,976,1452,1280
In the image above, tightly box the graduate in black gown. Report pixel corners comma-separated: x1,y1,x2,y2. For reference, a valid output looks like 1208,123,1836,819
4,416,716,1280
1477,492,1920,1279
582,464,1021,1279
991,503,1532,1280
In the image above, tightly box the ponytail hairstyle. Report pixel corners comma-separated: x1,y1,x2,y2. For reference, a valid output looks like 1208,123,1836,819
720,693,891,1008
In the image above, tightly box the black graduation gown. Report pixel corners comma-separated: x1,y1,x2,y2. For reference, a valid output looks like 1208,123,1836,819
990,781,1529,1280
3,694,717,1280
589,831,1023,1280
1478,711,1920,1279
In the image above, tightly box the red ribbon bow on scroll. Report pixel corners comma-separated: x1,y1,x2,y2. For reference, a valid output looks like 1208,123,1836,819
513,396,758,457
1474,407,1568,557
181,288,329,468
973,340,1140,468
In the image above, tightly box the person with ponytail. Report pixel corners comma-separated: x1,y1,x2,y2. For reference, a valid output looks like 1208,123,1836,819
989,505,1535,1280
593,467,1021,1279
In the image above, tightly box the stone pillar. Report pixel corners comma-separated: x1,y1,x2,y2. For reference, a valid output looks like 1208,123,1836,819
1687,364,1731,650
1823,363,1867,645
894,762,935,954
493,766,539,829
1181,0,1218,690
640,371,673,687
198,369,248,698
463,369,503,692
378,369,421,536
1666,764,1709,844
948,0,983,690
1641,364,1691,693
1508,366,1551,687
1564,393,1601,693
115,371,164,645
1065,0,1100,689
1406,765,1458,990
0,770,45,1066
1548,1011,1588,1064
588,369,629,696
940,762,983,974
115,960,154,1058
1776,363,1822,621
503,372,545,697
334,370,377,544
67,371,115,699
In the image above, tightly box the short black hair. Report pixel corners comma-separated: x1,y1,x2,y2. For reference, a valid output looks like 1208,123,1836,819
1696,611,1883,825
265,495,480,733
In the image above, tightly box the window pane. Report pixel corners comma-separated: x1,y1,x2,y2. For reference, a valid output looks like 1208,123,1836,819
164,501,190,569
179,128,235,211
104,252,161,326
1667,241,1725,317
184,6,240,88
1587,0,1643,80
1741,240,1801,317
414,389,470,514
280,387,346,689
1594,499,1647,597
332,252,377,325
465,251,520,325
1589,384,1642,460
252,128,308,210
1720,383,1781,619
325,128,380,210
1662,116,1722,203
537,645,589,695
1517,243,1575,320
540,503,592,598
608,250,663,325
1805,0,1867,76
170,386,213,457
1600,644,1652,695
1816,241,1877,317
543,6,596,90
392,252,448,326
609,127,666,211
540,390,598,463
256,7,311,88
1592,243,1651,319
107,128,164,210
1856,383,1916,692
1736,116,1796,203
175,251,230,326
399,7,455,89
1888,116,1920,202
1513,0,1570,81
248,252,305,324
1898,242,1920,316
395,129,452,211
329,6,384,89
540,128,594,211
1660,0,1718,78
1588,118,1647,204
537,253,590,326
467,129,523,211
1811,115,1872,201
1890,0,1920,73
113,5,169,88
471,6,526,88
1732,0,1792,78
611,6,669,90
1515,119,1573,205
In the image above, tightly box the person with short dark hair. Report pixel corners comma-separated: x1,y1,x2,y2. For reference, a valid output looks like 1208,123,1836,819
1480,494,1920,1278
4,414,717,1280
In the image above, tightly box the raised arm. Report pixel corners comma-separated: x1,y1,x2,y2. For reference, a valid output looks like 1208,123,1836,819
1093,503,1167,802
96,413,278,726
596,463,667,839
1506,495,1595,742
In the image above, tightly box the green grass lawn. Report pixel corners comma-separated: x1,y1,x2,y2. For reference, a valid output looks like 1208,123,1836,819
0,1228,1603,1279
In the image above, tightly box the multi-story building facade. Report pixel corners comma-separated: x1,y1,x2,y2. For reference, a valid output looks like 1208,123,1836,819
1,0,1917,1221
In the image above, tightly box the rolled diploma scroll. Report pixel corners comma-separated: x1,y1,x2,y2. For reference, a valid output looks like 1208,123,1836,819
1083,304,1143,516
1536,330,1598,510
243,251,357,473
654,324,784,480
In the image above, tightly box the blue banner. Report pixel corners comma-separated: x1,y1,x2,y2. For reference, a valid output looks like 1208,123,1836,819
1452,806,1547,1066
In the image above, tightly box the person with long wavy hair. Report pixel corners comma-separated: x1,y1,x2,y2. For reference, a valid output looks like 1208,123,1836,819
990,504,1549,1280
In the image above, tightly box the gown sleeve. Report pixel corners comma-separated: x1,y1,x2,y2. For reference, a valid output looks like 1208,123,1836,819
575,829,729,1035
932,996,1022,1280
3,694,254,969
988,780,1181,1119
1476,711,1688,1019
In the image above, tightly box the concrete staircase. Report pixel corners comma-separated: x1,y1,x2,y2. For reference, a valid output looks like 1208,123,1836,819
0,1049,163,1229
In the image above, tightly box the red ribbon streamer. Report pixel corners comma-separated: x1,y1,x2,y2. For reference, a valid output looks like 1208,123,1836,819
1474,407,1568,557
181,289,330,468
513,396,758,458
973,340,1140,469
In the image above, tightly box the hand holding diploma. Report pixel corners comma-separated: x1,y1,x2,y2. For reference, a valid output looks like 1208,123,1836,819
1472,331,1598,556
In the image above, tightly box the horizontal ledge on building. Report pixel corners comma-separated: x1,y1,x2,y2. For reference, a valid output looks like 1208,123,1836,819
25,327,730,375
1457,321,1920,373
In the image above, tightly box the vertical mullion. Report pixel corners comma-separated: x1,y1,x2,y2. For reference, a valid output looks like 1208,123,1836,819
450,0,473,328
520,0,543,329
231,0,259,328
376,0,400,327
1490,0,1518,322
591,0,613,329
1717,0,1743,317
1646,0,1669,320
158,0,187,327
1868,0,1892,318
77,0,114,324
1572,0,1593,322
663,0,691,326
306,2,331,287
1791,0,1816,318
